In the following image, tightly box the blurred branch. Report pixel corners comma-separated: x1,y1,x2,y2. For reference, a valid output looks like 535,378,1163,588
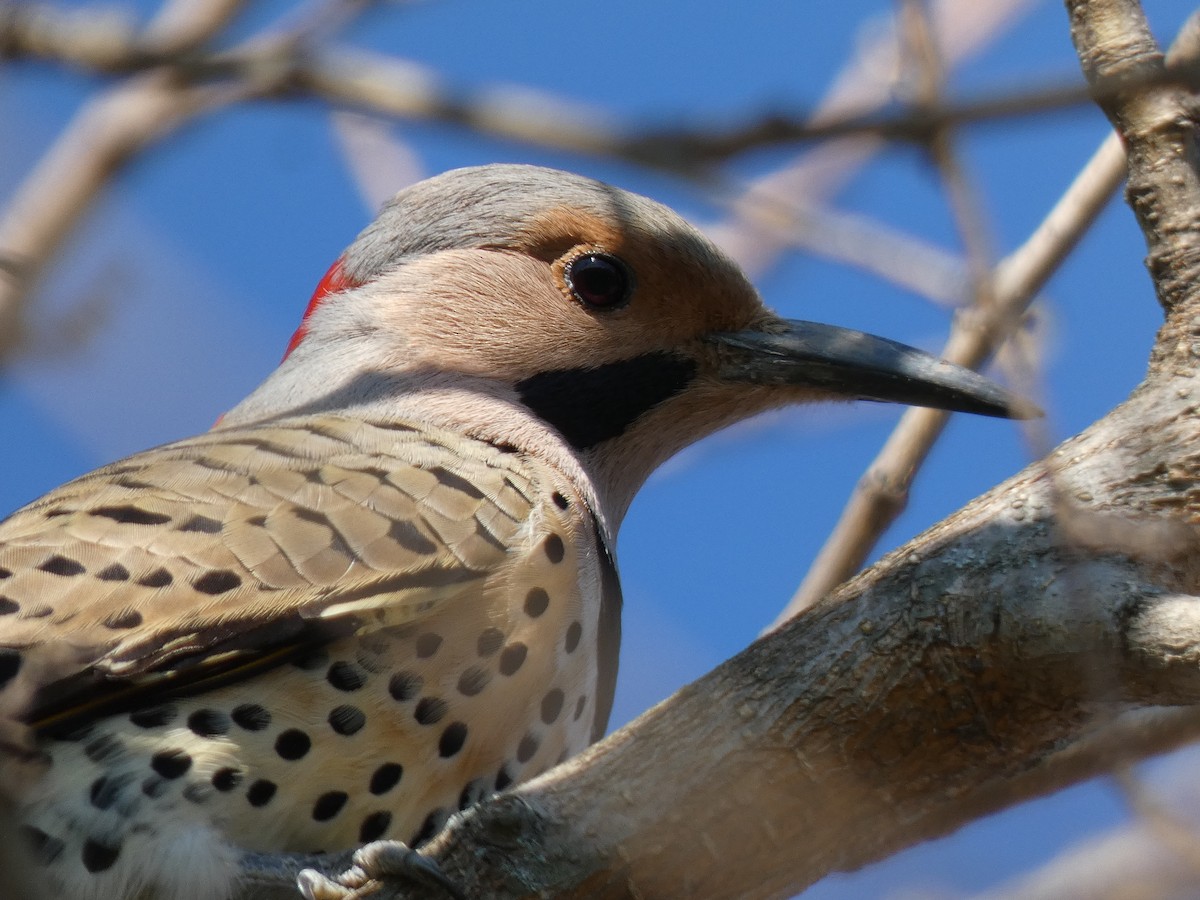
708,0,1037,276
973,822,1200,900
9,0,1200,171
0,0,249,361
328,111,426,213
1068,0,1200,323
769,8,1200,624
757,202,972,307
774,127,1126,625
774,0,1046,623
969,727,1200,900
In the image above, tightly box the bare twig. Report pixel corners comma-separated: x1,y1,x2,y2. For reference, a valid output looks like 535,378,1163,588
969,732,1200,900
755,202,972,307
710,0,1040,275
328,110,426,213
0,1,1147,175
774,130,1128,625
972,821,1200,899
1068,0,1200,324
0,0,249,361
773,7,1200,624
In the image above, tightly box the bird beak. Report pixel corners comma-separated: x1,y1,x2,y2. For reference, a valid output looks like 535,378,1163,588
708,319,1035,419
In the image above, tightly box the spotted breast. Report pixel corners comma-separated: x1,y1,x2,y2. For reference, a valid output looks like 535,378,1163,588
3,415,617,899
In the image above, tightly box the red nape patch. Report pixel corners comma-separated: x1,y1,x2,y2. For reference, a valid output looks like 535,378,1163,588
283,258,361,361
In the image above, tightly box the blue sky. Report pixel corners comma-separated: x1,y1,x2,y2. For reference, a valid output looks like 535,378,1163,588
1,0,1195,895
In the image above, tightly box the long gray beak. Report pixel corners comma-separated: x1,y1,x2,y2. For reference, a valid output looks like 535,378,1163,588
710,320,1033,419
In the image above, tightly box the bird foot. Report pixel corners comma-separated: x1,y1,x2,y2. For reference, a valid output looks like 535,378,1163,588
298,841,465,900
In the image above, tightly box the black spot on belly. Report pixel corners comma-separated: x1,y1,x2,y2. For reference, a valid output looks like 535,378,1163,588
476,628,503,657
565,621,582,653
499,643,527,676
411,809,448,848
141,777,166,798
328,704,366,736
524,587,549,618
459,777,490,810
130,705,176,729
359,811,392,842
231,703,271,731
517,734,538,763
292,648,329,671
81,838,120,872
388,671,423,701
438,722,468,757
212,768,243,792
151,749,192,779
414,697,447,725
543,534,565,563
457,667,489,697
183,783,212,804
247,780,277,807
275,729,311,760
540,689,564,724
369,762,403,795
312,791,349,821
326,661,367,691
0,649,21,690
89,774,132,810
84,733,124,763
188,709,230,737
415,633,443,658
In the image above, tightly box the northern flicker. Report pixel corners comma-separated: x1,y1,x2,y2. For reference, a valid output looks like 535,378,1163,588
0,164,1023,900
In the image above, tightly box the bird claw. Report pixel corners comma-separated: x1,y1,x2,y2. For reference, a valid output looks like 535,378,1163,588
297,866,369,900
297,841,465,900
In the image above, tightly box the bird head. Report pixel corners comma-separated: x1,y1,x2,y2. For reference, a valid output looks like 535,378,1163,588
225,164,1027,526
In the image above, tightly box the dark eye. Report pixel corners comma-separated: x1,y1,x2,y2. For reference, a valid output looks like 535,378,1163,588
564,253,633,310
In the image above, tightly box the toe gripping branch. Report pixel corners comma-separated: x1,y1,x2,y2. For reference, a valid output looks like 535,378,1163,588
294,841,466,900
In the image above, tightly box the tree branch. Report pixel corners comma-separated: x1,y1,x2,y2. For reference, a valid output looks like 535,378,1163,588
777,6,1200,622
776,115,1127,624
0,0,248,361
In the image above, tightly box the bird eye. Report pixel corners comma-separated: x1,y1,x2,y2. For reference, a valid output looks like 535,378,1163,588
564,253,633,310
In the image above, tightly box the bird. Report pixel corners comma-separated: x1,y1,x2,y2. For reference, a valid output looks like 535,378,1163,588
0,164,1023,900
